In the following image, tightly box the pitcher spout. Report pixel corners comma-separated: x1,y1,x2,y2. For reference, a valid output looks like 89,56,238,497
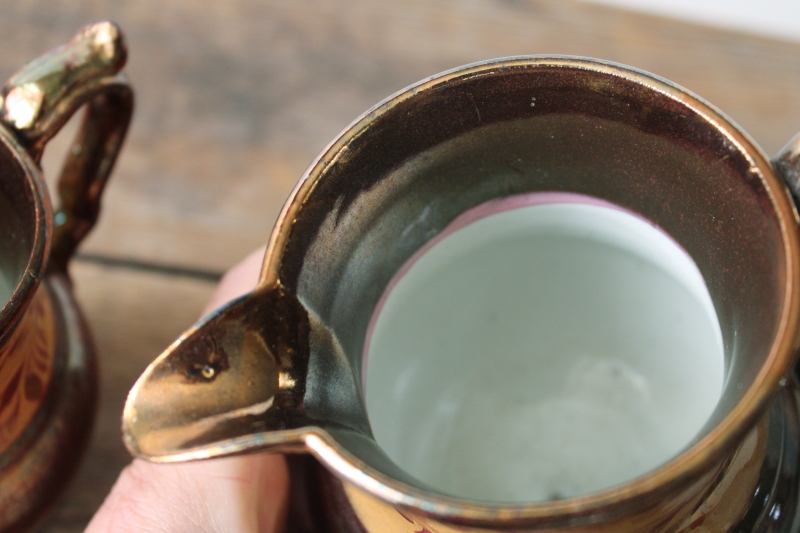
123,285,325,461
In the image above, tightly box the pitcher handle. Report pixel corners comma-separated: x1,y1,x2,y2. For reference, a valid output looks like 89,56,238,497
0,21,133,274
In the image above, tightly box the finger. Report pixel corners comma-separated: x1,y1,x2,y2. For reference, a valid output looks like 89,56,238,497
202,245,267,316
84,454,288,533
86,246,288,533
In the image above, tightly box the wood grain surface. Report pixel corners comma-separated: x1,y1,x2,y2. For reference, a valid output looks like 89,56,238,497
0,0,796,530
4,0,800,273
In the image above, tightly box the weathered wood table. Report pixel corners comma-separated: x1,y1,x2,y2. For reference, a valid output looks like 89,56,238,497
1,1,799,531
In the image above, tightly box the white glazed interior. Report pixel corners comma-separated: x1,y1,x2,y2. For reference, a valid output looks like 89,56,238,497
364,194,724,503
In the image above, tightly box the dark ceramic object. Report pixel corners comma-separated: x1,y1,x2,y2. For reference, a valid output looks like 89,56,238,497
0,22,132,532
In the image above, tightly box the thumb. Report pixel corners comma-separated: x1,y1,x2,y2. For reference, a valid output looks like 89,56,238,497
84,455,288,533
87,246,288,532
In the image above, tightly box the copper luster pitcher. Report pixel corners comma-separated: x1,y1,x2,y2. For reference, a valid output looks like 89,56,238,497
0,22,132,532
125,57,800,532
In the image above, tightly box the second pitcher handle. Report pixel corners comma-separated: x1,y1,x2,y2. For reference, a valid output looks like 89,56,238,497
0,21,134,273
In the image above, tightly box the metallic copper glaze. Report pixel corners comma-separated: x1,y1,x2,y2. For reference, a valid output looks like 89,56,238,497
125,57,800,532
0,22,132,532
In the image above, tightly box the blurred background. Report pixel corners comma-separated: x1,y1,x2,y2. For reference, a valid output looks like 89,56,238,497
0,1,798,531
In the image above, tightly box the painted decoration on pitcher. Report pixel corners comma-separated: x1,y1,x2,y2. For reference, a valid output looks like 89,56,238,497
0,287,56,454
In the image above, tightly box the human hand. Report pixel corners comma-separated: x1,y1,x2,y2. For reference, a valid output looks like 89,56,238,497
86,246,289,533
